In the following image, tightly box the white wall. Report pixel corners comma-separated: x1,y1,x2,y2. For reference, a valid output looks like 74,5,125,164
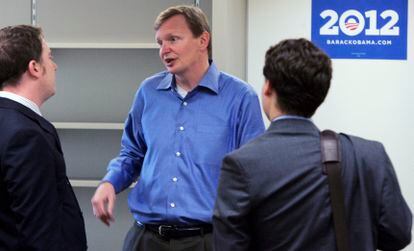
247,1,414,249
212,0,247,79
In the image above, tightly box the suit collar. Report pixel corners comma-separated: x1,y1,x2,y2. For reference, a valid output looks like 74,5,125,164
0,97,56,135
267,118,320,134
0,91,42,116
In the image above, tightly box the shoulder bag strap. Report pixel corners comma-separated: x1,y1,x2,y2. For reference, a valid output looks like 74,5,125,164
321,130,351,251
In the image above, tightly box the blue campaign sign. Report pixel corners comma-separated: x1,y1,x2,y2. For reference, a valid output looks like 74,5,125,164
311,0,408,60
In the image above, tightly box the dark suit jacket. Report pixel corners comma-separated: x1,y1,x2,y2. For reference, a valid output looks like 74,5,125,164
213,118,412,251
0,98,87,251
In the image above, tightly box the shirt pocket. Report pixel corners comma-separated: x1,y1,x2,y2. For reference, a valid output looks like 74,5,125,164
195,124,230,163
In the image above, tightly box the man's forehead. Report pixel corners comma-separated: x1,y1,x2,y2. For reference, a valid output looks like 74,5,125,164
156,29,181,38
155,27,189,40
41,38,51,52
158,15,190,30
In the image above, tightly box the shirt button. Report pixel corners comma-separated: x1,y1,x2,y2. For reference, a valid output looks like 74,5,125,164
175,152,181,157
179,126,184,131
183,102,188,106
172,177,178,182
170,203,176,208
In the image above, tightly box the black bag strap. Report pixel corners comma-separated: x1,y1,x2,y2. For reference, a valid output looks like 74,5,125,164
320,130,351,251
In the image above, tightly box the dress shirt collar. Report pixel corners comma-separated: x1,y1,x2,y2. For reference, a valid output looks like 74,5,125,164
0,91,42,116
156,61,220,94
271,114,311,123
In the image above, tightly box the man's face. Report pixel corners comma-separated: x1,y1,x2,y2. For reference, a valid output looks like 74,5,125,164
155,15,204,76
39,39,57,100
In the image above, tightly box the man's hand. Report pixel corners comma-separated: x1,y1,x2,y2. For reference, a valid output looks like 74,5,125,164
91,182,116,226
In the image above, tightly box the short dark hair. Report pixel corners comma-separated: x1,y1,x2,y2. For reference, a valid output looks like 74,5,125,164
263,38,332,118
154,5,212,59
0,25,43,89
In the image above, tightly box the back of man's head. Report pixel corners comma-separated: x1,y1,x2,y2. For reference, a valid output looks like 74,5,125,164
0,25,43,89
263,38,332,118
154,5,212,59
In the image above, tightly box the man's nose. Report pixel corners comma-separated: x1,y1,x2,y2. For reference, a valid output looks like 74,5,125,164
160,42,171,56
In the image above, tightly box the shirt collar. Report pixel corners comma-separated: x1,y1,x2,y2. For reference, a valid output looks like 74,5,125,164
156,61,220,94
0,91,42,116
271,114,311,123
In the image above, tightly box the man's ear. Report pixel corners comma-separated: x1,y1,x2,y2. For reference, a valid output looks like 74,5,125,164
263,80,273,97
27,60,42,78
199,31,210,51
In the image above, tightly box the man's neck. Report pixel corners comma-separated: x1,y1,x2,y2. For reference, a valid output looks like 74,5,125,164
175,58,210,91
2,83,43,107
268,109,284,122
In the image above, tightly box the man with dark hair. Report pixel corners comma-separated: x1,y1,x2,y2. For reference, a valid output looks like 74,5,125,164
91,5,264,251
213,38,412,250
0,25,87,250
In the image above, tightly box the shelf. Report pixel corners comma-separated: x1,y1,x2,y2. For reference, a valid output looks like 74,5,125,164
70,179,101,187
69,179,136,188
53,122,124,130
49,42,159,49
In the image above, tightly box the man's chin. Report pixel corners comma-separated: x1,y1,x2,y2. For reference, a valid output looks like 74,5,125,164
166,67,178,74
45,88,56,101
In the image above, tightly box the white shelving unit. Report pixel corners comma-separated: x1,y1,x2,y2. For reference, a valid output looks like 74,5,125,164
53,122,124,130
70,179,136,188
49,42,159,49
70,179,102,187
41,47,164,184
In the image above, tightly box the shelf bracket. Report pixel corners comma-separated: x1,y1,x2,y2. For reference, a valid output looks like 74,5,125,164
31,0,37,25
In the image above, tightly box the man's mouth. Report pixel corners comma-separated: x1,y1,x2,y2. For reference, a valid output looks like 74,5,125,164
164,58,176,66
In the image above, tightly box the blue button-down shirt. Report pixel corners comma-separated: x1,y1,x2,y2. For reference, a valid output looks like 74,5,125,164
103,63,265,225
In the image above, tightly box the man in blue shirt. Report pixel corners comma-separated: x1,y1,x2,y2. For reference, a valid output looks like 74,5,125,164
213,38,412,250
91,5,264,251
